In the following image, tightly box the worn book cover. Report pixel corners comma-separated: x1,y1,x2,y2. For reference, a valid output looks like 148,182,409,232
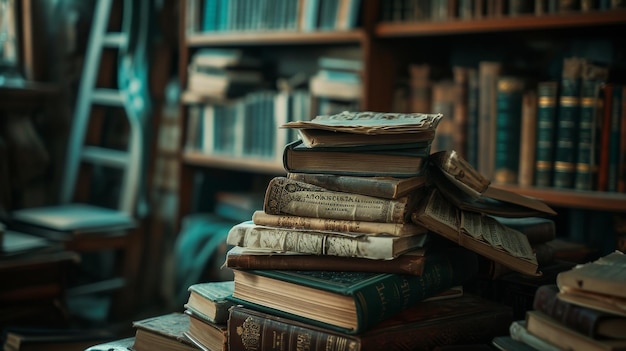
229,294,511,351
252,210,427,237
287,172,427,199
183,310,228,351
184,281,235,324
283,140,430,177
263,177,422,224
132,313,198,351
226,221,428,260
224,245,428,275
228,247,479,334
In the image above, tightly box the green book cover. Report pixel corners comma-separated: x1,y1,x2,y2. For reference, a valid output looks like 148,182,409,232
534,81,559,187
185,281,235,324
228,247,479,334
494,76,525,185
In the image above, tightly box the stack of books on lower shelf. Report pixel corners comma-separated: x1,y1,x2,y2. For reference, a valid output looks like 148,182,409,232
493,251,626,351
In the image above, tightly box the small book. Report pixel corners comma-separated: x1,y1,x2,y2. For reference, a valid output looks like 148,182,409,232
183,310,228,351
184,281,235,324
226,221,428,260
228,247,479,334
223,245,428,275
282,139,430,178
132,313,198,351
287,172,427,199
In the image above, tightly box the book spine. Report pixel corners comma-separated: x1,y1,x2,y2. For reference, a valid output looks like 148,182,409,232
494,76,525,185
263,177,413,223
607,85,623,192
619,87,626,193
534,81,559,187
466,67,480,168
597,83,614,191
574,78,604,191
228,306,362,351
518,90,538,187
477,61,502,180
532,284,601,338
252,211,425,236
553,57,584,189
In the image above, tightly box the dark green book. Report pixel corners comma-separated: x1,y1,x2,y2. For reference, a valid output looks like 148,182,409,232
534,81,559,187
494,76,525,185
228,247,479,334
184,281,235,324
553,57,585,188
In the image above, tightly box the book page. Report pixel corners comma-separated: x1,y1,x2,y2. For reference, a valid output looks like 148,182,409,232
460,211,535,260
423,191,458,232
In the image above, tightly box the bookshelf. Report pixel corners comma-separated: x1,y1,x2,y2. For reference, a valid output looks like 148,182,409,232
176,1,626,234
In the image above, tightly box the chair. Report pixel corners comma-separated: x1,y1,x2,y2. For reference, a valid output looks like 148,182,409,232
6,0,151,324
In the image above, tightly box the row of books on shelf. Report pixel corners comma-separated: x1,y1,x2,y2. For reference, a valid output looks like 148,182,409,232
191,0,362,33
400,56,626,193
381,0,626,23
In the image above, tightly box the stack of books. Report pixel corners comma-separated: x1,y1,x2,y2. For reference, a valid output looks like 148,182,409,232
309,57,362,116
494,251,626,351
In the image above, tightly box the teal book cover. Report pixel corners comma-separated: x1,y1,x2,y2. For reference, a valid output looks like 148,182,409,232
494,76,525,185
534,81,559,187
228,247,479,334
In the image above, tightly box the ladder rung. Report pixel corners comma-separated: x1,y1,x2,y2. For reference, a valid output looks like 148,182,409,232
92,89,125,106
103,32,128,48
81,146,129,168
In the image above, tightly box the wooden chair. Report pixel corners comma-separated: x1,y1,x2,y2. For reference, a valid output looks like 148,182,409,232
6,0,151,324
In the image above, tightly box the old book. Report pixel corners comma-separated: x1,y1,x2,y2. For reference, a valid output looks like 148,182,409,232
132,313,198,351
286,172,427,199
2,328,114,351
507,320,561,351
525,311,626,351
491,217,556,246
184,281,235,325
494,76,525,185
411,188,539,276
430,80,457,154
281,110,442,148
409,64,433,115
282,139,430,178
492,336,540,351
84,337,135,351
252,210,427,237
533,284,626,339
183,310,228,351
518,90,538,187
477,61,502,180
556,251,626,316
263,176,422,224
229,294,512,351
226,221,428,260
228,247,479,334
534,81,560,187
224,245,428,275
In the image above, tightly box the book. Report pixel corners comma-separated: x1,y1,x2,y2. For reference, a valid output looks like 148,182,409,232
183,310,228,351
525,311,626,351
409,64,432,116
411,188,539,276
251,210,427,236
84,337,135,351
223,245,429,275
287,172,427,199
184,281,235,325
228,294,512,351
534,81,560,187
228,247,479,334
491,216,556,246
132,313,198,351
282,140,430,177
507,320,561,351
533,284,626,339
494,76,525,185
518,90,538,187
190,48,262,69
263,176,422,224
281,110,442,148
556,251,626,316
430,80,457,154
226,220,428,259
477,60,502,180
2,328,114,351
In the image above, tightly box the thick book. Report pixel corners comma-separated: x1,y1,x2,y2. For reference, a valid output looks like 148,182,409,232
556,251,626,316
226,221,428,260
224,245,428,275
228,247,479,334
533,284,626,339
252,210,427,237
411,188,540,276
525,311,626,351
184,281,235,325
534,81,560,187
263,176,422,224
183,310,228,351
281,110,442,148
282,139,430,177
131,313,198,351
228,294,512,351
287,172,427,199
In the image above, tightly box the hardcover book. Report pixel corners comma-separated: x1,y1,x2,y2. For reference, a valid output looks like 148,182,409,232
534,81,560,187
184,281,235,325
183,310,228,351
228,247,479,334
131,313,198,351
226,220,428,260
282,139,430,177
252,210,427,237
263,176,422,224
228,294,512,351
286,172,427,199
494,76,525,185
223,245,428,275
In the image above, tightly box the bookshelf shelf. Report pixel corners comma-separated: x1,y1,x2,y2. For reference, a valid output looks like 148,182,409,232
183,151,286,175
492,184,626,213
376,10,626,37
186,30,366,47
